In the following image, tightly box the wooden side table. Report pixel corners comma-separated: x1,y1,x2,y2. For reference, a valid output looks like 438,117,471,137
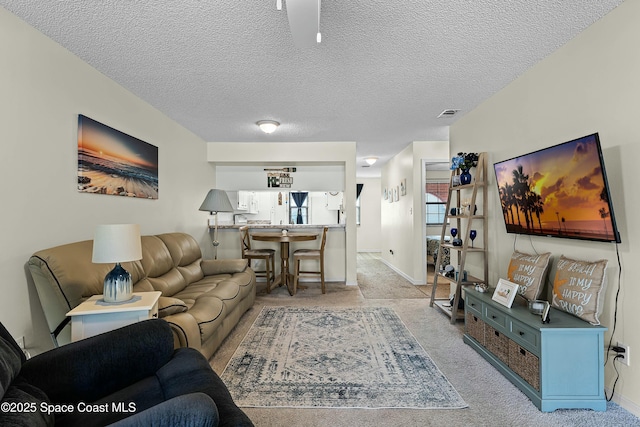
66,291,161,342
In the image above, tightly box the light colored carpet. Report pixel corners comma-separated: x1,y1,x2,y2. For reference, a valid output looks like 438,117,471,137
357,254,449,300
210,253,640,427
221,306,466,409
357,259,425,299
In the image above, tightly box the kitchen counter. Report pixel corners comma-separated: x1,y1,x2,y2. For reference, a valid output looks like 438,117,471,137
212,223,346,283
216,223,345,230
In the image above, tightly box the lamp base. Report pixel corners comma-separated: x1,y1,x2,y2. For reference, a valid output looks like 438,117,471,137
103,263,133,303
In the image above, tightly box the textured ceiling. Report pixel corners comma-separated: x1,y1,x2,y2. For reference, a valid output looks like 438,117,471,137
0,0,624,176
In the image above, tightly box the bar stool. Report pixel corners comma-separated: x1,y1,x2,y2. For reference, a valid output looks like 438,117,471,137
239,226,276,293
292,227,329,295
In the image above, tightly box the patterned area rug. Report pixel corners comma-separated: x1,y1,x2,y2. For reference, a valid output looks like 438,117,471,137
221,306,467,409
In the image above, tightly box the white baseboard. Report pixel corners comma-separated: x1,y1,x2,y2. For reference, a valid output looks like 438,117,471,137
379,259,422,285
605,387,640,417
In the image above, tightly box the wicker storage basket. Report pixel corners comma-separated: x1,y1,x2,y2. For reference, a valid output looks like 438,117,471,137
509,340,540,391
485,325,509,365
465,312,485,346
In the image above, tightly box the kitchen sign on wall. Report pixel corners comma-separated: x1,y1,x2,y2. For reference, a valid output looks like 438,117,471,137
265,168,296,188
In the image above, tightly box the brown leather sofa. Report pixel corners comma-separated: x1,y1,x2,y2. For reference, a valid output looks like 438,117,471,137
27,232,256,359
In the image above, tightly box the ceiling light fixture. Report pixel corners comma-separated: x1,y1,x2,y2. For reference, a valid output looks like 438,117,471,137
316,0,321,43
365,157,378,166
257,120,280,134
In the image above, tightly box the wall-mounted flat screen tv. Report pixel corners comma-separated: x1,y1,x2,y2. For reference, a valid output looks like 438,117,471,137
493,133,621,243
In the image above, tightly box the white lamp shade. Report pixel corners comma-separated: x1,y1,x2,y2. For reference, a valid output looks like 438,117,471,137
92,224,143,263
199,189,234,213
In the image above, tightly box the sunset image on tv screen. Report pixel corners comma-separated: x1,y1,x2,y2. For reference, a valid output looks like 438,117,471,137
494,134,618,242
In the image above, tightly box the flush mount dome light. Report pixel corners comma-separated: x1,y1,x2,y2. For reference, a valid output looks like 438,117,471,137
364,157,378,166
257,120,280,134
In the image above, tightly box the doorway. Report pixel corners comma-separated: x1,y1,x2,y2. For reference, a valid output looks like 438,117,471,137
422,160,450,285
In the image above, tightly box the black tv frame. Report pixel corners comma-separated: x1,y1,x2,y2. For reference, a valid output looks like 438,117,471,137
493,133,621,243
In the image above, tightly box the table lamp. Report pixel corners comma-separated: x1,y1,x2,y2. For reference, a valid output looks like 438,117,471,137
92,224,143,303
199,189,234,259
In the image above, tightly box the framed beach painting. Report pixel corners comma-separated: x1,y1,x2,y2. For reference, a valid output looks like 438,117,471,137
77,115,158,199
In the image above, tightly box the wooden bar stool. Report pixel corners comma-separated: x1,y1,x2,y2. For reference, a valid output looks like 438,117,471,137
239,226,276,293
292,227,328,295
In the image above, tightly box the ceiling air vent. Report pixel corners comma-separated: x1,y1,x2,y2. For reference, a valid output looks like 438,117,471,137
437,109,460,118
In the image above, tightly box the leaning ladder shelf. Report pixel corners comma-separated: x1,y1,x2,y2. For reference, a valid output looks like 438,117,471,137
430,152,489,323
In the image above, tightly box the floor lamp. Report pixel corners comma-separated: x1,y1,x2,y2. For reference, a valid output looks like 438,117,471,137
199,189,234,259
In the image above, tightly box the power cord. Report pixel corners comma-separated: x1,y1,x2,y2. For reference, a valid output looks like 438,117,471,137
606,354,623,401
526,235,540,255
604,243,622,402
512,234,540,255
605,243,622,366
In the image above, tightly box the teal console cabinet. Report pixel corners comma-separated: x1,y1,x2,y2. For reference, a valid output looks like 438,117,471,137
464,288,607,412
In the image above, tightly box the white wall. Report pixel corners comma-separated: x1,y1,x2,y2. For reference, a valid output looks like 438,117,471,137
451,0,639,413
356,178,382,252
381,144,414,278
0,8,215,351
381,141,449,284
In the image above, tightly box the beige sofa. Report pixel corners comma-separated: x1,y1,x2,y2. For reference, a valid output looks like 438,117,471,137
27,232,256,359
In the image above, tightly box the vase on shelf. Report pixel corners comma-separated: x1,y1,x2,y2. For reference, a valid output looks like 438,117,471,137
460,169,472,185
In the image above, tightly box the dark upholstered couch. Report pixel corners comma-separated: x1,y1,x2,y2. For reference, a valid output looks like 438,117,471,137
0,319,253,427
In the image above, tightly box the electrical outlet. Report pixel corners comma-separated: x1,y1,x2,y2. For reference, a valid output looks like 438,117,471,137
617,342,630,366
